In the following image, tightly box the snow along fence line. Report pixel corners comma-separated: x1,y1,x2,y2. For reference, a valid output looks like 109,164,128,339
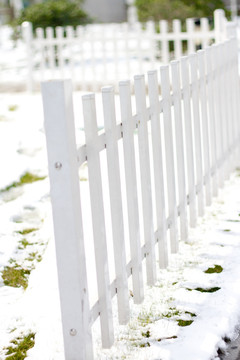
23,9,228,93
41,33,240,359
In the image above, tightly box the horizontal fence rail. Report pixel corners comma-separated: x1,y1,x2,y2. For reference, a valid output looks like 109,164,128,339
23,9,229,92
42,35,240,359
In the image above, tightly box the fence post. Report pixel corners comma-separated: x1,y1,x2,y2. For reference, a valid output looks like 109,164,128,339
41,80,93,360
22,21,34,93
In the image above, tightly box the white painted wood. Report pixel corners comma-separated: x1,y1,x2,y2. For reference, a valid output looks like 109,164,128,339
66,26,75,82
56,26,64,78
180,56,197,227
134,75,156,285
119,80,144,304
197,50,212,206
173,19,182,60
21,22,34,92
102,86,130,325
36,27,45,82
42,80,93,360
46,26,55,78
201,18,210,49
82,93,114,348
171,60,188,240
205,46,218,197
186,18,195,54
160,65,179,253
148,70,169,268
189,53,204,216
160,20,169,64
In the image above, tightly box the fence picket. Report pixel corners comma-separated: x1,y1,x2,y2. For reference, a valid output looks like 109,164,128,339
102,87,130,325
189,53,204,215
41,80,93,360
119,80,144,304
160,20,169,64
205,46,218,196
173,19,182,60
186,18,195,54
148,70,169,268
197,50,212,206
82,94,114,348
171,60,188,241
160,65,179,253
134,75,157,285
180,56,197,227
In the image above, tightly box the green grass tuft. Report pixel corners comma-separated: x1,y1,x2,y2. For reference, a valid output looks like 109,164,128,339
17,228,38,236
2,265,31,289
0,172,46,193
204,265,223,274
8,105,18,112
177,319,193,327
187,287,221,293
5,332,35,359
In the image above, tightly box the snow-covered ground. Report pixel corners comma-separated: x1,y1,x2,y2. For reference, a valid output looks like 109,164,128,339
1,91,240,360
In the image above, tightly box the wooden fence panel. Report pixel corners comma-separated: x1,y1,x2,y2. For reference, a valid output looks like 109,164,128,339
82,94,114,348
171,60,188,241
160,65,179,253
181,56,197,227
102,87,130,325
148,70,169,268
134,75,157,285
119,80,144,304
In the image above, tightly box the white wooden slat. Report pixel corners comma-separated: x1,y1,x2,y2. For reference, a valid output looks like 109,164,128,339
102,87,130,325
200,18,210,49
66,26,75,83
171,60,188,240
36,27,45,82
205,46,218,197
119,80,144,304
197,49,212,206
180,56,197,227
160,20,169,64
148,70,169,268
56,26,64,78
134,75,157,285
41,80,93,360
186,18,195,54
82,93,114,348
173,19,182,60
216,44,228,183
211,45,224,187
160,65,179,253
46,27,55,77
189,53,204,215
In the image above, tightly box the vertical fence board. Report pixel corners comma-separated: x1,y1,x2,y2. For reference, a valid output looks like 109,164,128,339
160,20,169,64
186,18,195,54
119,80,144,304
205,46,218,197
180,56,197,227
134,75,157,285
82,94,114,348
173,19,182,60
42,80,93,360
171,60,188,240
160,65,179,253
102,87,130,325
189,53,204,215
148,70,169,268
197,50,212,206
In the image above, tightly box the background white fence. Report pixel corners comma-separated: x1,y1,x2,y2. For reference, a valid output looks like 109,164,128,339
20,9,230,92
42,34,240,359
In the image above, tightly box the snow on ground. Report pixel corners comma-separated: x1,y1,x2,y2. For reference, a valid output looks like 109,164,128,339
1,91,240,360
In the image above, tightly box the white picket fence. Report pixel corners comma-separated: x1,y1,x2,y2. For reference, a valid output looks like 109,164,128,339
41,32,240,359
22,9,230,92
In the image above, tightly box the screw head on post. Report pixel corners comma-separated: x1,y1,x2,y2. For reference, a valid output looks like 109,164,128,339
70,328,77,336
55,162,62,170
